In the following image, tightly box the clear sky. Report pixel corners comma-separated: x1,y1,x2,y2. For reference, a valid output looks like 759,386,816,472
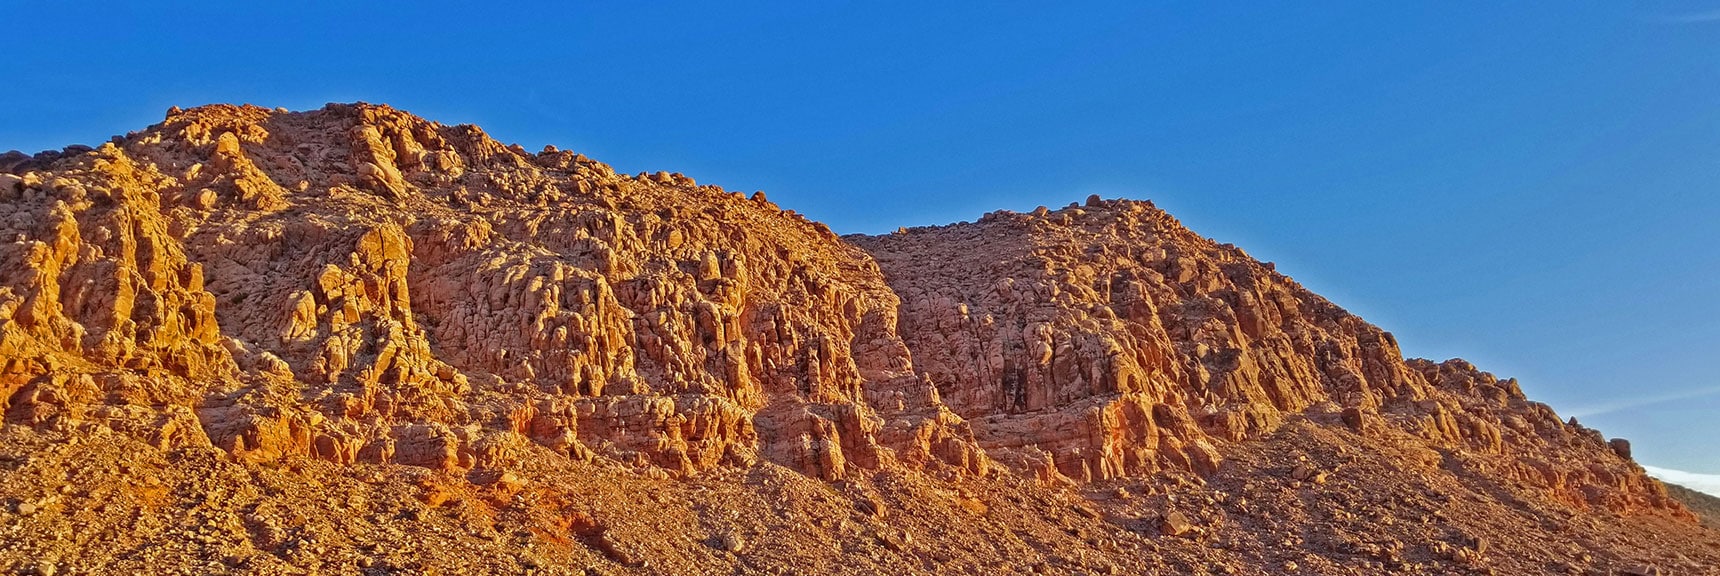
2,2,1717,472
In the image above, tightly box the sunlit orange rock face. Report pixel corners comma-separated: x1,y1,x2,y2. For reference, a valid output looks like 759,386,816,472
855,199,1679,514
0,103,1679,517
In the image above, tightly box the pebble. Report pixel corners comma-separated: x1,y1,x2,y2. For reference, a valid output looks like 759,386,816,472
714,530,746,553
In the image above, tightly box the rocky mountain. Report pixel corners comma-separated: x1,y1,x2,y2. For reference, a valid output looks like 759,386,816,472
0,103,1713,575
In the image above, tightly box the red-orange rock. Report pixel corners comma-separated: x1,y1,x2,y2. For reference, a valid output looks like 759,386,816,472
0,103,986,483
0,103,1683,522
853,198,1679,513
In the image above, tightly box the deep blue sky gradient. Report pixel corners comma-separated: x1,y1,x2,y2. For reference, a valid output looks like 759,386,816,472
2,2,1717,471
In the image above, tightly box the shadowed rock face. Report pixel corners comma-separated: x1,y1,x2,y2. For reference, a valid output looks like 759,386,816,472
0,104,1696,569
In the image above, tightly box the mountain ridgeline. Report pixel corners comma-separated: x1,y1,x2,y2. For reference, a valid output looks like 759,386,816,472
0,103,1709,575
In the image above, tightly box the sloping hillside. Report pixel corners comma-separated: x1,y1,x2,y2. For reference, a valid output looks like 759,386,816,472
0,103,1712,575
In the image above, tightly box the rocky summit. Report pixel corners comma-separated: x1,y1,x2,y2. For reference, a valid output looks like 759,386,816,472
0,103,1714,575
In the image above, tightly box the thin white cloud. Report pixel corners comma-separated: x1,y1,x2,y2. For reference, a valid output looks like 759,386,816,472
1643,465,1720,498
1562,384,1720,419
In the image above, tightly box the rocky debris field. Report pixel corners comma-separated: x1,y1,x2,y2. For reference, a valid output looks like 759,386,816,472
0,103,1715,574
1664,483,1720,531
2,420,1714,575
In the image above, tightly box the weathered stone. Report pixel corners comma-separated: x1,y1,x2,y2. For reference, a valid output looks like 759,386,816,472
0,104,1687,561
1158,510,1195,537
712,530,745,553
0,103,999,495
850,200,1676,514
1609,438,1632,460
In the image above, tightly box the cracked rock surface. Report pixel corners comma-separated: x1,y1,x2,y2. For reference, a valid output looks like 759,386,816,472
0,103,1714,575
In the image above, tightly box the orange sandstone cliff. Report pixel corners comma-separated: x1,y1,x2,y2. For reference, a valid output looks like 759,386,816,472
0,104,1710,575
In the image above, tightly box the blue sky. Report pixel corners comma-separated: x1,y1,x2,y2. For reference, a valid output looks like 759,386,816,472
2,2,1717,472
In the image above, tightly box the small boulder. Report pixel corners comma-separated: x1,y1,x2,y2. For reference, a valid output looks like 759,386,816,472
876,529,911,552
594,530,644,567
1158,510,1195,537
712,530,745,553
855,495,886,518
1608,438,1632,460
957,496,989,516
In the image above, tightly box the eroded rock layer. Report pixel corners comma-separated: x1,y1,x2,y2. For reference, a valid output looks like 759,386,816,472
854,196,1677,513
0,103,983,486
0,103,1708,575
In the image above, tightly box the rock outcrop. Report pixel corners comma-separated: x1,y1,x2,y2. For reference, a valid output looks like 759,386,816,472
0,103,984,484
0,103,1708,575
854,197,1678,512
